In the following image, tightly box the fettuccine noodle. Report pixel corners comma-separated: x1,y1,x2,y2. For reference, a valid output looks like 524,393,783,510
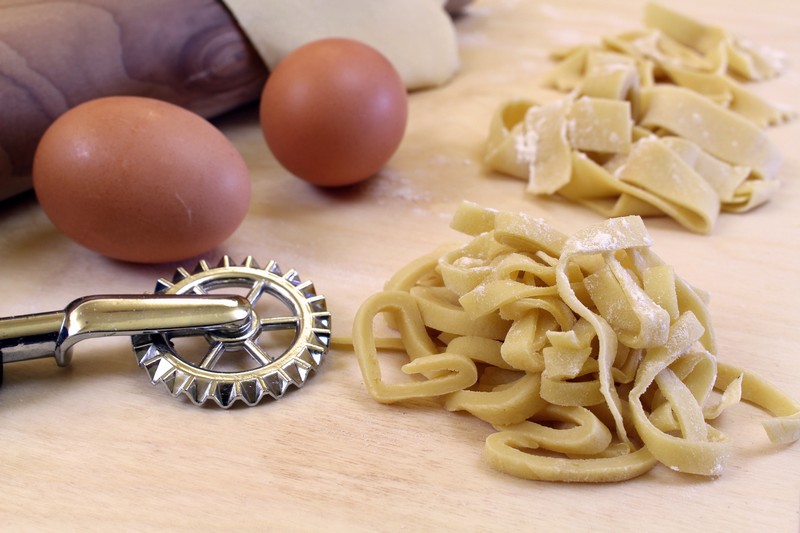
340,202,800,483
484,3,794,234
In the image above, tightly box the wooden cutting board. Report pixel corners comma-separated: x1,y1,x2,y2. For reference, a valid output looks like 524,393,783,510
0,0,798,530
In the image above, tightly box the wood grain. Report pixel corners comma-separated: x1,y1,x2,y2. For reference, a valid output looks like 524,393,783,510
0,0,267,198
0,0,798,531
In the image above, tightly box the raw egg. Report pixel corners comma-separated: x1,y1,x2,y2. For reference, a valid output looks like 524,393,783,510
259,38,408,187
33,96,251,263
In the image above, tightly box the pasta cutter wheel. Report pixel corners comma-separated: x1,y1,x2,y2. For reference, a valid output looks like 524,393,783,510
0,256,331,408
134,256,331,407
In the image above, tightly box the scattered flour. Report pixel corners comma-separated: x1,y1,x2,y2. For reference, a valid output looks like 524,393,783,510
365,169,431,204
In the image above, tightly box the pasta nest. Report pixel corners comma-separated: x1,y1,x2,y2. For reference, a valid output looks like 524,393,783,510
347,202,800,483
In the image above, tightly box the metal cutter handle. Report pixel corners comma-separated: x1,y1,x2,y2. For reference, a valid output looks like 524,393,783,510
0,294,254,384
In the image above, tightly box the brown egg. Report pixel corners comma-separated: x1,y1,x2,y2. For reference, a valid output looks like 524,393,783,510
33,96,251,263
259,38,408,187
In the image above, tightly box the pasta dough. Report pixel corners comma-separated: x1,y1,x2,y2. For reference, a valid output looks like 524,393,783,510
484,3,794,234
341,202,800,482
220,0,460,90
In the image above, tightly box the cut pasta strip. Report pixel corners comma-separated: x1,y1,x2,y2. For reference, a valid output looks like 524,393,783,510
484,419,657,483
567,97,632,154
639,85,782,180
643,2,785,80
518,100,572,195
716,363,800,444
352,290,478,403
444,372,546,426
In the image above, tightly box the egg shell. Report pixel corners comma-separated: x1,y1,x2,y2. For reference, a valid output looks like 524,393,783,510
33,96,251,263
259,38,408,187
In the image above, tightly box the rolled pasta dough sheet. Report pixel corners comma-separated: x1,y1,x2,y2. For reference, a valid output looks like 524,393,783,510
219,0,460,90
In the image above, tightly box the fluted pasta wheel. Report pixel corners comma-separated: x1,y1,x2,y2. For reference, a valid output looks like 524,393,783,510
132,256,331,408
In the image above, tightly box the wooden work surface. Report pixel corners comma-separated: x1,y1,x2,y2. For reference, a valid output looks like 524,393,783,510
1,0,798,530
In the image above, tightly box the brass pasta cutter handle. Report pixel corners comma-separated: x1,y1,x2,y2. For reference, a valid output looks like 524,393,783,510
0,294,254,379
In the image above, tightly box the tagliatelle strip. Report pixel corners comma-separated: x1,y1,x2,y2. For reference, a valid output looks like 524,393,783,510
341,202,799,483
638,85,782,179
641,3,785,82
484,3,794,234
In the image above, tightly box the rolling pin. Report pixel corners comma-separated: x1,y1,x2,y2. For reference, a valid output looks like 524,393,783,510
0,0,269,200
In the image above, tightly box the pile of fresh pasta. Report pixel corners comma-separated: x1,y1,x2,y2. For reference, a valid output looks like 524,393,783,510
484,3,794,234
348,202,800,482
